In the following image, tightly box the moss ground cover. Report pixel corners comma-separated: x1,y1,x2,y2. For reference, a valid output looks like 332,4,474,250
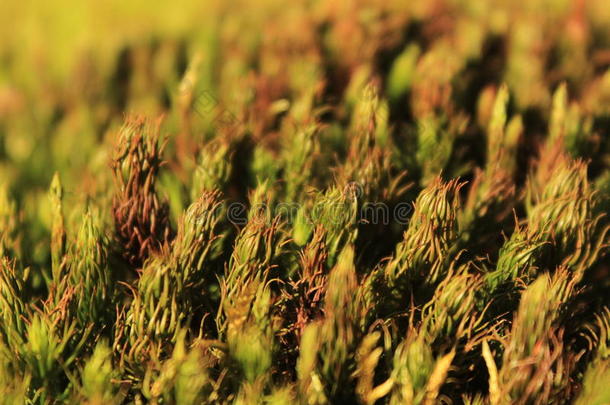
1,0,610,403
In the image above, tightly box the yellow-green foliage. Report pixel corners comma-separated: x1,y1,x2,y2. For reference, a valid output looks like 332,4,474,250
1,0,610,403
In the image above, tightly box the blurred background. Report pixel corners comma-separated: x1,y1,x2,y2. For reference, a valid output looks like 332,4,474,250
2,0,610,279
